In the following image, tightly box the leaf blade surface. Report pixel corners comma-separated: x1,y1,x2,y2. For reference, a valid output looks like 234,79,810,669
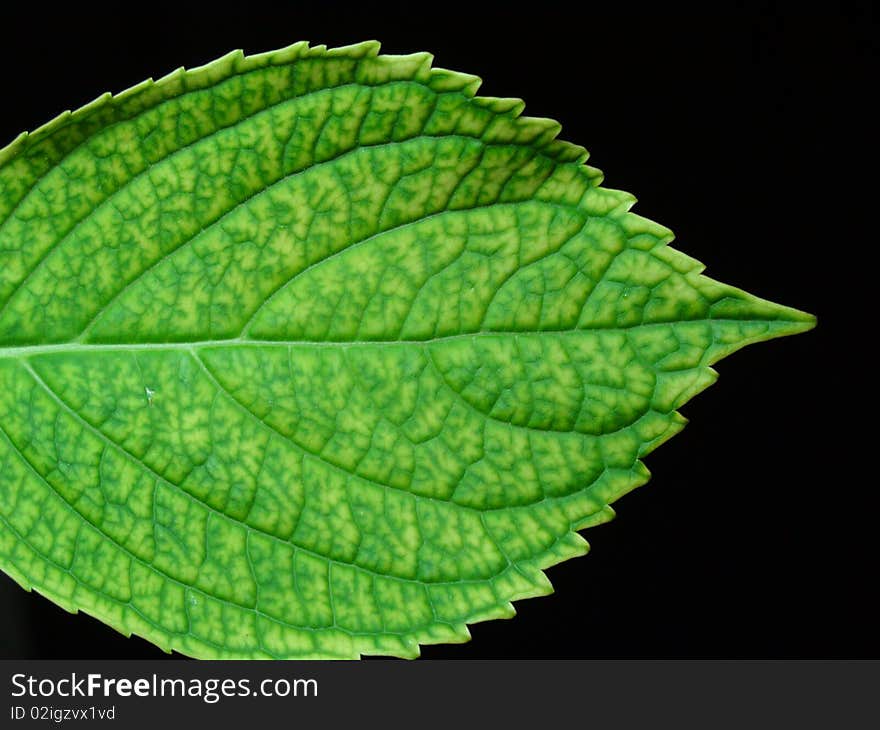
0,41,814,658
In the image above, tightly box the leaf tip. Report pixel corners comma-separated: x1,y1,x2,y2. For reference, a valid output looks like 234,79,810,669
781,307,817,333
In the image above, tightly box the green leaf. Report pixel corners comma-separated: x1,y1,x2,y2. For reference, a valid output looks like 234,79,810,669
0,40,814,659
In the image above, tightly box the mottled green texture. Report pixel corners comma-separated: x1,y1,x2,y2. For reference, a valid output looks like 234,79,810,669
0,41,814,659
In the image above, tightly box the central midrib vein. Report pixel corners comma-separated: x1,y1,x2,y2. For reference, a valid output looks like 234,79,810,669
0,317,807,360
0,333,534,359
0,333,532,359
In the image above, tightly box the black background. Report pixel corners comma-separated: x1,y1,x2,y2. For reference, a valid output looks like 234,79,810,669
0,4,874,660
